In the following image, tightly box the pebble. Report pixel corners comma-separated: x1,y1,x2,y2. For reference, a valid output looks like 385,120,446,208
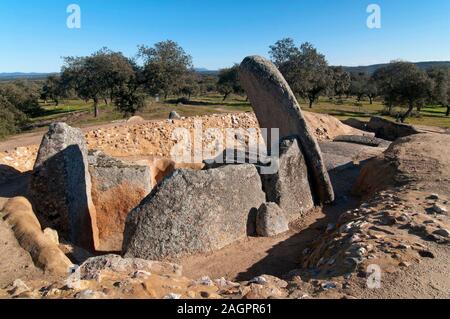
164,293,181,299
7,279,31,297
431,204,447,214
321,282,337,290
196,276,214,286
249,276,268,285
399,261,411,267
432,229,450,238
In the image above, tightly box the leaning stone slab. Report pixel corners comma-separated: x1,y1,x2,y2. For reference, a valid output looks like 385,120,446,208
260,138,315,220
29,122,98,251
239,55,334,204
123,164,266,260
88,151,152,252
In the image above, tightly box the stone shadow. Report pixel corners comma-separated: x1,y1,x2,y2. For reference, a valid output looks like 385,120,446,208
235,159,369,281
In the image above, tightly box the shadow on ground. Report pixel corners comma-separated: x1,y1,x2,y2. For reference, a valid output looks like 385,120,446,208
235,158,367,281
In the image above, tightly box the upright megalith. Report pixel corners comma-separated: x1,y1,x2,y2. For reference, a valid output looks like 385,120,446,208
238,55,334,204
260,137,315,220
123,164,266,261
29,123,98,251
88,150,152,252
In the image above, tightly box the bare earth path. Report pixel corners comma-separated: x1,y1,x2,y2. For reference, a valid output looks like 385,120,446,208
181,142,387,281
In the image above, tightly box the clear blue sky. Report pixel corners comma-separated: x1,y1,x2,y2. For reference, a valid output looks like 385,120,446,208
1,0,449,72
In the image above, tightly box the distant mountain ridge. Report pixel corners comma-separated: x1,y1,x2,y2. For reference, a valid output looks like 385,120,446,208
2,61,449,80
342,61,450,74
0,72,58,81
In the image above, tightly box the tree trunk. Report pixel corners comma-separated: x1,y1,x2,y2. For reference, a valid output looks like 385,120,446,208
104,98,108,105
94,98,99,118
223,93,230,101
400,104,414,123
369,96,373,105
309,98,314,108
446,105,450,117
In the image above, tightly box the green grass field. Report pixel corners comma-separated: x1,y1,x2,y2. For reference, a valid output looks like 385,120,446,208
32,94,450,130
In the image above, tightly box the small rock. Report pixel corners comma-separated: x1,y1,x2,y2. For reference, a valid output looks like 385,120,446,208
200,291,211,298
399,261,411,267
7,279,31,297
76,289,107,299
321,282,337,290
418,250,435,258
215,277,240,288
427,194,439,200
396,243,411,250
164,293,181,299
169,111,181,120
196,276,214,286
433,229,450,238
131,270,152,279
249,276,268,285
256,203,289,237
431,204,447,214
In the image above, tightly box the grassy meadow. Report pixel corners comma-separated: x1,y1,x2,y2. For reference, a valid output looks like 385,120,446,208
31,94,450,132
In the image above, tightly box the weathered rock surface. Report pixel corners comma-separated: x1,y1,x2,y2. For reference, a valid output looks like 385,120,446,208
256,203,289,237
333,135,386,147
1,197,73,274
260,138,314,220
68,254,182,282
169,111,181,120
29,123,98,251
239,55,334,204
367,116,420,141
88,151,152,252
123,164,266,260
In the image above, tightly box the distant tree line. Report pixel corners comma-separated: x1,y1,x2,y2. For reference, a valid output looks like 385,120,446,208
0,80,42,138
2,39,450,138
268,38,450,122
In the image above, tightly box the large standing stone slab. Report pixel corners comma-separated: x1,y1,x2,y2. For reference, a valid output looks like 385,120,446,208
239,55,334,204
29,123,98,251
122,164,266,261
88,150,152,252
260,137,315,220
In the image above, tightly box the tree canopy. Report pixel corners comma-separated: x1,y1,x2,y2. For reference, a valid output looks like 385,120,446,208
138,40,193,99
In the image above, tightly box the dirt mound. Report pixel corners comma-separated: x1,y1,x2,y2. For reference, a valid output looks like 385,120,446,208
0,112,366,173
303,112,369,141
354,133,450,197
299,133,450,298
